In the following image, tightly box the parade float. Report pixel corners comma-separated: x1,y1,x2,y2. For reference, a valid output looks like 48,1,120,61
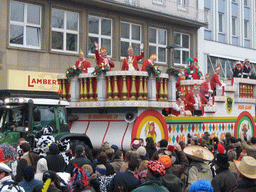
57,69,256,150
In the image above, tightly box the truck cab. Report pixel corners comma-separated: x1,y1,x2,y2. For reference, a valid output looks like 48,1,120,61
0,97,92,148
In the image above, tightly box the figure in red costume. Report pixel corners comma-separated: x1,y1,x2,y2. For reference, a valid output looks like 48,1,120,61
210,66,222,92
75,49,91,73
185,58,194,79
200,73,213,100
171,90,186,116
94,42,115,69
121,44,144,71
192,57,203,79
141,54,157,71
185,84,209,114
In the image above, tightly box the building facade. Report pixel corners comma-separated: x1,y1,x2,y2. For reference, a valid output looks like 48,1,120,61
0,0,206,94
198,0,256,78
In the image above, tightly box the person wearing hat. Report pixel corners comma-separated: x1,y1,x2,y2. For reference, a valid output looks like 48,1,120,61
171,90,186,116
184,146,214,191
141,54,157,71
201,73,213,100
240,131,256,160
132,160,168,192
233,61,243,78
230,156,256,191
190,180,213,192
211,154,237,192
242,59,251,78
121,44,144,71
185,57,195,79
210,66,222,93
185,84,209,114
0,163,25,192
75,49,91,73
158,155,183,192
66,145,92,175
94,41,115,70
191,57,203,80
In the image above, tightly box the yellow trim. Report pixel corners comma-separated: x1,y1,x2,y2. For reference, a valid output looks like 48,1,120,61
137,116,165,139
164,116,238,120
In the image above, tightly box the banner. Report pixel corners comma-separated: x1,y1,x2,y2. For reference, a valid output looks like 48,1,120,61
7,70,61,92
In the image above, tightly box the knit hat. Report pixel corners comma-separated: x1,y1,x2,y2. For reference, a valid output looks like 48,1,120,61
49,143,60,155
217,144,225,154
147,160,166,177
214,153,230,169
82,164,93,175
136,146,146,157
132,140,141,150
158,155,172,169
190,180,213,192
187,57,194,63
167,145,175,152
193,57,198,62
111,145,118,151
95,164,106,175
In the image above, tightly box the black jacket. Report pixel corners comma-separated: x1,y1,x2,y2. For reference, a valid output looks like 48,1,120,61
66,156,92,174
45,154,67,172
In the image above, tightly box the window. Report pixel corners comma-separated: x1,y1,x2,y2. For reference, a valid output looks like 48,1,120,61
244,20,248,38
244,0,248,6
232,17,236,36
178,0,186,5
149,28,167,64
174,32,190,65
120,22,141,57
9,1,41,48
51,9,79,53
153,0,164,5
88,16,112,56
219,13,223,33
125,0,138,6
205,8,211,30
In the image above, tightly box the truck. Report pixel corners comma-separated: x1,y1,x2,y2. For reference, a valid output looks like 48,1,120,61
0,97,93,148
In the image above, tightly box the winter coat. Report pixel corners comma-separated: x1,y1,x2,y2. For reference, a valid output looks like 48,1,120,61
171,151,189,178
211,168,237,192
66,156,92,174
45,154,66,173
230,179,256,192
110,159,125,173
21,151,40,171
241,140,256,159
226,142,242,157
160,168,183,192
145,147,157,160
131,179,169,192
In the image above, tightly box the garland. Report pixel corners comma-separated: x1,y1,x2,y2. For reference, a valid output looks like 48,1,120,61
166,67,181,77
65,66,82,81
146,64,161,82
92,63,110,79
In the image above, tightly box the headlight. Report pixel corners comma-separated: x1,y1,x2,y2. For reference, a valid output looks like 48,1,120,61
25,127,29,132
4,98,10,104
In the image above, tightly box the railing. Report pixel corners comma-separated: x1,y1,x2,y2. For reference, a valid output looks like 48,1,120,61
232,78,256,99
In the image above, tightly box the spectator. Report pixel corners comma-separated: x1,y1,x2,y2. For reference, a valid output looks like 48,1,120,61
227,149,239,178
139,138,144,146
190,180,213,192
211,154,237,192
231,156,256,191
110,150,125,173
145,137,156,159
158,139,168,157
101,142,111,152
226,137,242,157
158,155,183,192
95,164,114,192
66,145,92,174
0,163,25,191
240,131,256,159
132,160,168,192
108,159,140,192
20,143,40,171
19,166,43,192
15,159,28,182
45,143,66,172
131,139,141,150
136,146,148,160
111,145,118,152
35,158,48,181
179,141,186,151
82,164,97,191
95,152,114,176
17,138,26,160
105,148,115,161
119,151,133,173
184,146,214,190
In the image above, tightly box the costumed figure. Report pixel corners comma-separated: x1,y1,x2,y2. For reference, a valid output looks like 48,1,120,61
56,139,73,165
145,122,157,143
94,42,115,69
171,90,186,116
210,66,222,94
232,61,243,78
34,126,55,157
242,58,251,78
200,73,213,101
121,44,144,71
191,57,203,79
185,58,194,79
75,50,91,73
185,84,209,115
141,54,157,71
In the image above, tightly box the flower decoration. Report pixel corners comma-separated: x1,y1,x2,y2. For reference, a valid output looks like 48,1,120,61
65,66,82,81
146,64,161,82
92,63,110,79
166,67,181,77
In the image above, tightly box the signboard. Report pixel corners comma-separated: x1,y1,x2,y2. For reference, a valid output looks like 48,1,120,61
7,70,61,92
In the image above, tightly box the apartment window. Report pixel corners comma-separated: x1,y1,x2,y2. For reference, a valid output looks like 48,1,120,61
153,0,164,5
51,9,79,53
88,16,112,56
9,1,41,48
244,20,248,38
121,22,141,57
149,28,167,64
178,0,186,5
232,17,236,36
219,13,223,33
174,33,190,65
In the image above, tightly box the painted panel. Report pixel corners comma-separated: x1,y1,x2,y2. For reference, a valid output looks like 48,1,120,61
218,33,226,43
232,3,238,17
204,30,212,40
232,36,239,46
244,7,250,21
